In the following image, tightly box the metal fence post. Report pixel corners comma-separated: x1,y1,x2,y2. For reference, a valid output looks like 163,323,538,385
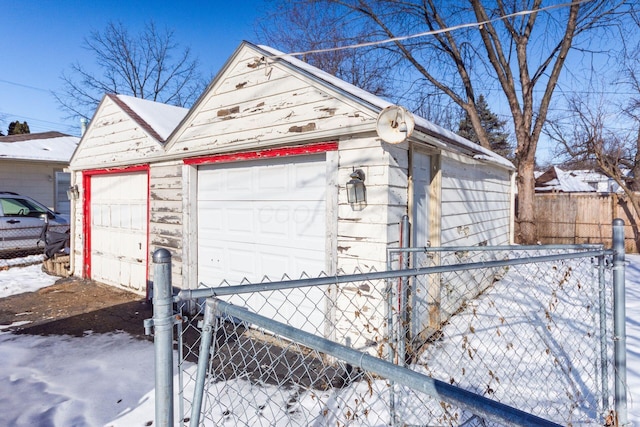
597,254,609,419
153,248,174,427
189,299,217,427
612,219,628,426
399,215,410,366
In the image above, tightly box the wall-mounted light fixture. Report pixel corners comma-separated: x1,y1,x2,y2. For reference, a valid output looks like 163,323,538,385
67,185,79,201
346,169,366,208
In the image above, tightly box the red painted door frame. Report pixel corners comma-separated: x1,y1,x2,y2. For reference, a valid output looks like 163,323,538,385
183,142,338,166
79,143,337,291
81,165,151,287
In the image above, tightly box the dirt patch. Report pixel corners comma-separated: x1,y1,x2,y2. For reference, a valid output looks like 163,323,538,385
0,276,152,339
0,273,362,393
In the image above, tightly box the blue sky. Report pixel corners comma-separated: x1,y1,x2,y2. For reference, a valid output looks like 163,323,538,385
0,1,632,166
0,1,268,136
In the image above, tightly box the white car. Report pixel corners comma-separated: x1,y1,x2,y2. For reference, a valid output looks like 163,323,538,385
0,192,69,256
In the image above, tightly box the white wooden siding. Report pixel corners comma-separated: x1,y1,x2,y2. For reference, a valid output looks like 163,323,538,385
337,136,402,272
166,45,377,157
149,161,184,289
0,160,65,209
70,171,83,278
432,152,513,339
440,153,512,246
71,97,164,169
334,135,409,350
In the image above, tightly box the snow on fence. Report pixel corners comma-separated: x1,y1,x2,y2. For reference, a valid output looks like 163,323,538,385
148,222,628,427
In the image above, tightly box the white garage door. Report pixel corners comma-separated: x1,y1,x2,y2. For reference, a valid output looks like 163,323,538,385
90,172,148,292
197,155,327,334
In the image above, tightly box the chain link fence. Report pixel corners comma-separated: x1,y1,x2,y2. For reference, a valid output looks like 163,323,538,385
148,232,627,426
387,246,614,425
0,223,68,259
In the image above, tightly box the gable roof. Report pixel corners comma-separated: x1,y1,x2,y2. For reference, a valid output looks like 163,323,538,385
256,44,513,170
70,94,190,169
108,94,188,142
0,132,79,162
165,41,513,170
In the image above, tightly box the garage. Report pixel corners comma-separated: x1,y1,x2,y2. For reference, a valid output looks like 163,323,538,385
69,42,514,345
196,154,328,333
86,170,148,292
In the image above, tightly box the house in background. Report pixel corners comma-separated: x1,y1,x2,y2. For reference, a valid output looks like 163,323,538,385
535,166,595,193
533,166,638,251
535,166,622,193
569,169,621,193
69,42,515,346
0,132,79,214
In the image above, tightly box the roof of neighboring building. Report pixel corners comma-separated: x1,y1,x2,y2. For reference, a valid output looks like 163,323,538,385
0,131,79,162
535,166,595,192
108,94,188,142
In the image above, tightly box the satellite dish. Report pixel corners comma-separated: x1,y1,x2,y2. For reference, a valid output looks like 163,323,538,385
376,105,415,144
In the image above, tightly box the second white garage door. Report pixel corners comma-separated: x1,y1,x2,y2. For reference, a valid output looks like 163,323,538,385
197,155,327,334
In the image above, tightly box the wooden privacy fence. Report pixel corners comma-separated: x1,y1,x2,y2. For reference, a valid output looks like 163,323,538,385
532,192,640,253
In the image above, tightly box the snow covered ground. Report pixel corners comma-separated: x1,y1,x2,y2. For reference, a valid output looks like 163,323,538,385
0,256,639,426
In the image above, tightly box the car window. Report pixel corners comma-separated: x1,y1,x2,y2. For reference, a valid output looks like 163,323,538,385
0,197,48,218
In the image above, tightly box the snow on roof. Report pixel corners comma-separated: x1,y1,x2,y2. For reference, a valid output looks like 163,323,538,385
535,166,594,193
113,94,188,141
256,44,514,170
0,132,79,162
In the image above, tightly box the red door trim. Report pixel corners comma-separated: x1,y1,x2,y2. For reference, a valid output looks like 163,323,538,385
82,165,151,291
183,141,338,166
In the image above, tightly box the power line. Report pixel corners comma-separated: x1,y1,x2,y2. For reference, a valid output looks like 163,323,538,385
0,110,67,127
266,0,592,59
0,78,52,94
0,110,79,135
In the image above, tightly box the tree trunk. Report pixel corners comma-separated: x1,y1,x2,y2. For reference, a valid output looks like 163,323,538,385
630,129,640,191
516,160,537,244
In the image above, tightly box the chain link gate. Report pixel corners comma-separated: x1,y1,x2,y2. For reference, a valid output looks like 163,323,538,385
147,220,629,427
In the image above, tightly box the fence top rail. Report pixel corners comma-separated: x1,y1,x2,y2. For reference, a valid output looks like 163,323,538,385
388,243,606,255
207,297,563,427
175,248,610,302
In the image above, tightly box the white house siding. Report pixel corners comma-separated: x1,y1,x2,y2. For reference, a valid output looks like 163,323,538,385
71,96,165,169
69,171,84,278
166,46,377,158
436,152,513,327
440,153,512,246
333,135,408,351
149,161,184,289
0,160,66,209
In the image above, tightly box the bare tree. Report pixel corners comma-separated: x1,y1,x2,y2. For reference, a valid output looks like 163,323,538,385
258,0,627,243
622,9,640,193
547,6,640,220
56,21,203,119
547,94,640,219
256,1,396,97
